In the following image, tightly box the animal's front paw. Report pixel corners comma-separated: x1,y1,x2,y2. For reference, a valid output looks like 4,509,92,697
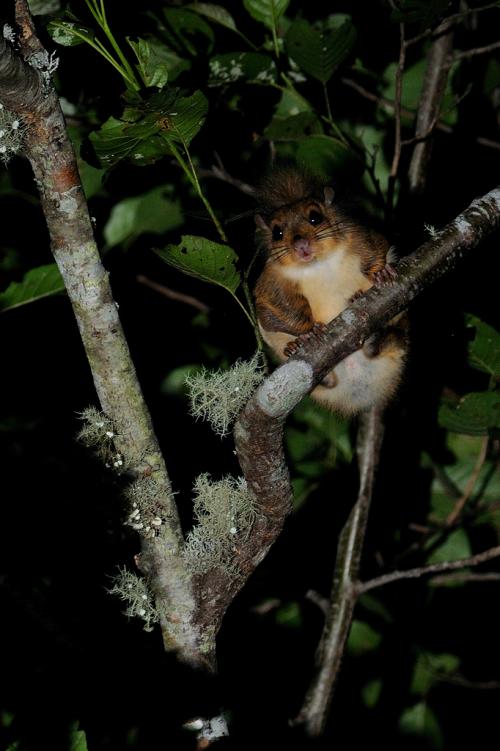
284,339,300,357
349,289,365,303
371,263,397,286
284,322,327,357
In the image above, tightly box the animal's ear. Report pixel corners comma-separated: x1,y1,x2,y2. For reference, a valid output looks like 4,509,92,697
255,213,269,230
323,186,335,206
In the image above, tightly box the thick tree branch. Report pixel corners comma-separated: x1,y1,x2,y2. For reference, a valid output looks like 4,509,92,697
1,5,207,669
224,186,500,673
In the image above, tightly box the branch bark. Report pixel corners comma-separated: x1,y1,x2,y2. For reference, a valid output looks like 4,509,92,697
295,407,385,736
408,20,454,195
2,1,207,669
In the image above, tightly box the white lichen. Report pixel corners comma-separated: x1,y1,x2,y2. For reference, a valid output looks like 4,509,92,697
0,105,26,165
183,474,257,575
424,223,438,239
108,567,159,632
186,352,265,436
123,476,167,539
28,49,60,88
77,406,124,471
3,24,16,43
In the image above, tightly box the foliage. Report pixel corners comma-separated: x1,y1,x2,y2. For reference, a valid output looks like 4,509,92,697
2,0,500,748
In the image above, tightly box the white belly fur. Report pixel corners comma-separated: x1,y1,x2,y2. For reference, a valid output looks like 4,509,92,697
269,249,404,414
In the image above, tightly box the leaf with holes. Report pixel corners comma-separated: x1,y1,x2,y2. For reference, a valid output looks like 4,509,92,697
89,90,208,168
48,18,95,47
0,264,65,311
155,236,240,294
243,0,290,31
209,52,277,86
286,18,356,84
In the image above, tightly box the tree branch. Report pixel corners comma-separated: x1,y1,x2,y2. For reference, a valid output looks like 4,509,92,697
295,407,385,736
408,20,454,195
355,545,500,595
224,186,500,719
2,3,208,669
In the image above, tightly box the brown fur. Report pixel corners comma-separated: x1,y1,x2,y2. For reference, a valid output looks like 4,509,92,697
254,167,408,415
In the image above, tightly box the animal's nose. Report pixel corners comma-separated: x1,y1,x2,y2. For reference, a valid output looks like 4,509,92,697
293,234,302,242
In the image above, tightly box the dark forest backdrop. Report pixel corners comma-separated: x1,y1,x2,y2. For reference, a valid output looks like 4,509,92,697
1,0,500,749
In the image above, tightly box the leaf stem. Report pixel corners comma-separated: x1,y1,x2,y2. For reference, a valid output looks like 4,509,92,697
169,141,228,243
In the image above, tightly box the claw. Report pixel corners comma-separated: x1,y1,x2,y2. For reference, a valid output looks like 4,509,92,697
372,263,397,286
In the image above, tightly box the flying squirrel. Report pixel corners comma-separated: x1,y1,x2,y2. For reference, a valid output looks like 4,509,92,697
253,167,408,415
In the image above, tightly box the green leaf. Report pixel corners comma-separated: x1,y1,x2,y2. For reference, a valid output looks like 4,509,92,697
155,236,240,294
69,727,88,751
399,702,443,750
103,185,183,249
273,87,312,117
347,620,382,656
209,52,277,86
89,90,208,168
285,18,356,84
128,37,190,89
426,528,472,565
275,601,302,628
162,8,214,55
466,314,500,378
243,0,290,31
362,679,382,708
48,18,95,47
296,135,360,182
383,59,458,127
264,112,323,140
439,392,500,435
0,264,65,311
188,3,237,33
161,364,203,395
411,652,460,696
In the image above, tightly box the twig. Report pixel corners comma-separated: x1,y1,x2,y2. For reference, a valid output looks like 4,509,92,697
446,436,489,526
405,3,500,46
295,408,384,736
408,20,455,195
136,274,211,313
454,40,500,60
305,589,329,616
431,571,500,585
355,545,500,595
387,22,406,216
342,76,500,151
197,153,256,197
440,673,500,690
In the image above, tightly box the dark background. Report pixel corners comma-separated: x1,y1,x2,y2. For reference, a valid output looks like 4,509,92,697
1,1,500,748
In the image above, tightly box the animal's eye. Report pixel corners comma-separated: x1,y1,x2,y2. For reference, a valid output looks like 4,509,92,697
272,225,283,241
308,210,324,226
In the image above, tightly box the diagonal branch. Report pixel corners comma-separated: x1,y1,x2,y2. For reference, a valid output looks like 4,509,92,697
225,186,500,647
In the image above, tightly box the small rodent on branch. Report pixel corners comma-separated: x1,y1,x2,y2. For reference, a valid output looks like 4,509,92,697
253,166,408,415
